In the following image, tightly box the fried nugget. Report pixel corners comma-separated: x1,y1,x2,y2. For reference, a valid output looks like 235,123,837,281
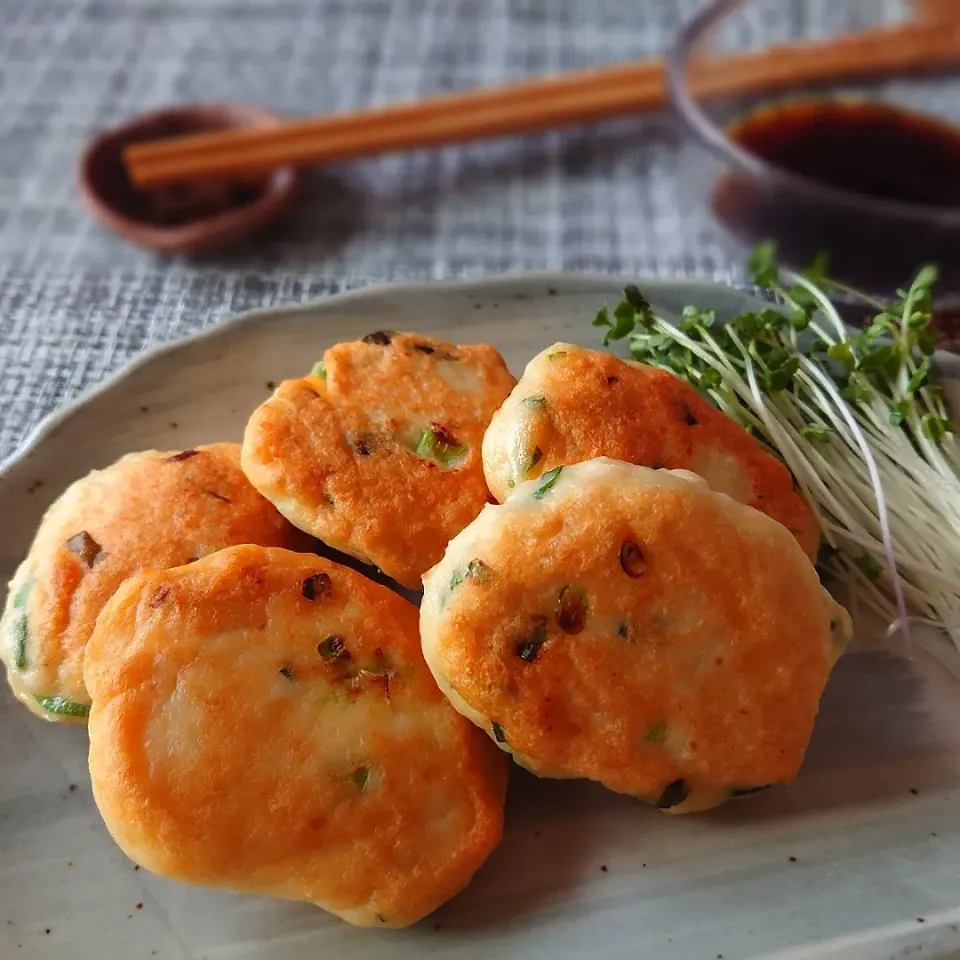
241,331,516,589
84,545,507,927
0,444,309,723
421,458,850,813
481,343,819,558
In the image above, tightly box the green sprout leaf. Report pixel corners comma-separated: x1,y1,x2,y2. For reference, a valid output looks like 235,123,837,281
865,316,894,339
842,375,873,406
607,300,637,341
802,250,831,287
913,264,939,290
800,424,832,442
623,285,655,328
592,306,611,328
764,356,799,393
13,617,28,671
859,344,900,380
907,358,931,395
733,311,762,340
747,240,779,288
700,368,722,390
889,401,909,427
922,414,950,443
856,553,883,581
759,309,788,334
681,305,716,331
917,329,938,356
311,361,327,379
827,342,856,373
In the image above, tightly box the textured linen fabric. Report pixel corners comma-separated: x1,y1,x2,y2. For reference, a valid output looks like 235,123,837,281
0,0,917,460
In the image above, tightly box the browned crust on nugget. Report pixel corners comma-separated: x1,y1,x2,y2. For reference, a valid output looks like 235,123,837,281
241,332,515,588
0,443,310,721
482,345,819,559
85,545,507,926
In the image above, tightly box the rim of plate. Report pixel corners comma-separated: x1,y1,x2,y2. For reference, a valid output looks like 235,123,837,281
5,270,954,486
0,272,751,481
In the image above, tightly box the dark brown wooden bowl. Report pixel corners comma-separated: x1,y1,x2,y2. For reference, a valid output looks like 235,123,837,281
78,102,299,255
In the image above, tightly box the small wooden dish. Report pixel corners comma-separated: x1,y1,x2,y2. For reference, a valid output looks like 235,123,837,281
78,102,299,255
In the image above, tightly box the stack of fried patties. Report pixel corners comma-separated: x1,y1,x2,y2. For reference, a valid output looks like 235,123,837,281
0,331,849,927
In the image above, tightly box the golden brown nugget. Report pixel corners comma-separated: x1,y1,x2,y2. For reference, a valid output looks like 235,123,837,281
421,459,851,814
84,545,508,927
0,444,309,723
241,331,516,589
482,343,820,559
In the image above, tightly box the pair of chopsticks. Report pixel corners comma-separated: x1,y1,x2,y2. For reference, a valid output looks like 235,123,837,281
125,18,960,190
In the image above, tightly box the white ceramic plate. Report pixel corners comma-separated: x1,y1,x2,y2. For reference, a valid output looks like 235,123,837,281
3,274,960,960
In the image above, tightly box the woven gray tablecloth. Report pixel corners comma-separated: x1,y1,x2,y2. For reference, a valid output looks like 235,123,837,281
0,0,907,461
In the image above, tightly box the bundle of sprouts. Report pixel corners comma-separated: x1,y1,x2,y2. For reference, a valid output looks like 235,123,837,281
594,244,960,663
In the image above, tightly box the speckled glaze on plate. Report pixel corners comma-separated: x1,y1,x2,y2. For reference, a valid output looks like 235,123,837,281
2,274,960,960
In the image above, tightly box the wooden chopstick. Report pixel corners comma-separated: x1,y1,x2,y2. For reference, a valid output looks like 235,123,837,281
125,19,960,189
690,18,960,97
912,0,960,20
127,62,662,188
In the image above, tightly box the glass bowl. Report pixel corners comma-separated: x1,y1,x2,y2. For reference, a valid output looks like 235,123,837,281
666,0,960,292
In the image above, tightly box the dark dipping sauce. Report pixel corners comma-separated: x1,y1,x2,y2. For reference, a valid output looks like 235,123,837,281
712,100,960,290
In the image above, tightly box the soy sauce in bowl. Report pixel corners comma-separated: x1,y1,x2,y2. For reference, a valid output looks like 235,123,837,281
726,100,960,207
709,99,960,290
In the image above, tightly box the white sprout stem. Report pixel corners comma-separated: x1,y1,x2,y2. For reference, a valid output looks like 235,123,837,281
785,273,848,340
823,521,960,592
781,357,912,640
823,279,888,313
771,273,960,640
